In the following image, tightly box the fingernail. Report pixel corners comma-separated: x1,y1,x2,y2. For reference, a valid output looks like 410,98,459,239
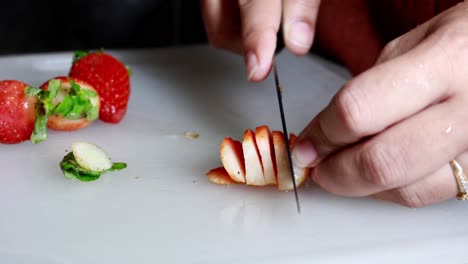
245,52,258,80
287,21,314,49
292,140,318,167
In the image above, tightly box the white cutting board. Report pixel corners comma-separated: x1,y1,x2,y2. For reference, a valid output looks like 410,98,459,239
0,46,467,264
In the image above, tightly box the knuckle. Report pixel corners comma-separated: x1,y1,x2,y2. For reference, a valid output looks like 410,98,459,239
238,0,254,9
431,24,468,62
291,0,321,10
378,38,401,63
359,143,405,188
392,187,426,208
439,26,468,50
334,82,369,137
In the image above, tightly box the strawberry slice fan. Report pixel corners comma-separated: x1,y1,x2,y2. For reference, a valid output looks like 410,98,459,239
206,126,310,194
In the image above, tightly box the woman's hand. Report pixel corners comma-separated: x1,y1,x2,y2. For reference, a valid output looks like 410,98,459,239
292,2,468,207
201,0,320,82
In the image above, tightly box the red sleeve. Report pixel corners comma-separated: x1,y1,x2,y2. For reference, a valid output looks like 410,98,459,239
314,0,462,75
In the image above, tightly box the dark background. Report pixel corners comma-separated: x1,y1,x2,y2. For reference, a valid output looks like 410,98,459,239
0,0,207,55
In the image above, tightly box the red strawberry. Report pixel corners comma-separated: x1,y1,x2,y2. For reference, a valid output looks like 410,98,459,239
40,76,100,131
69,51,130,123
0,80,36,144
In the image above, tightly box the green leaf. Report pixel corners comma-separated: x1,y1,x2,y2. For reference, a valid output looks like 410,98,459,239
51,80,98,120
30,102,48,144
73,50,89,63
86,106,99,121
26,85,56,144
69,79,81,94
47,79,61,101
125,65,132,77
52,95,73,116
60,151,127,182
25,86,42,97
81,89,98,98
110,162,127,171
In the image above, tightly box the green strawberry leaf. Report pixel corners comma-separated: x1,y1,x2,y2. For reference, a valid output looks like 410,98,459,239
60,151,127,182
73,50,89,63
25,86,42,97
86,106,99,121
125,65,132,77
30,102,48,144
47,79,61,101
52,95,73,116
110,162,127,171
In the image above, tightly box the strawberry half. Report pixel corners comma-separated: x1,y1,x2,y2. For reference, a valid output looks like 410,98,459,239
0,80,36,144
40,77,100,131
69,51,130,123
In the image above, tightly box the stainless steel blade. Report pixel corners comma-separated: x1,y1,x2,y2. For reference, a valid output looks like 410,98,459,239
272,59,301,213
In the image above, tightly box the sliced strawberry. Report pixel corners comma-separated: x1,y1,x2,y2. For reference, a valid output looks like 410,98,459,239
273,131,309,191
40,76,100,131
220,138,246,183
206,167,235,185
255,126,277,185
0,80,36,144
242,129,265,186
69,51,130,124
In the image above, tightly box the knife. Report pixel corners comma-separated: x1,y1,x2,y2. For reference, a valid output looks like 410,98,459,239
273,28,301,213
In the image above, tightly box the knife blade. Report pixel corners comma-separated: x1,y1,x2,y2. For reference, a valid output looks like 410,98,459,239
272,53,301,213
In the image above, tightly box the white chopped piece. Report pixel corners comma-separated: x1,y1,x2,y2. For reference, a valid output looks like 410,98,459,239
72,141,112,172
185,132,199,140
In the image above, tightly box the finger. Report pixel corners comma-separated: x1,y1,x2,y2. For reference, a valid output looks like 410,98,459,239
373,151,468,208
282,0,321,55
311,97,468,197
201,0,243,53
375,21,432,64
238,0,282,82
292,23,451,168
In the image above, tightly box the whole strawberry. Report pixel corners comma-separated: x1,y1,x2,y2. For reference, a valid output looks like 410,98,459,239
69,51,130,123
0,80,36,144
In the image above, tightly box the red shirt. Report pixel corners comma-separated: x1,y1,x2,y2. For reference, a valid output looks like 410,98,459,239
315,0,462,75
